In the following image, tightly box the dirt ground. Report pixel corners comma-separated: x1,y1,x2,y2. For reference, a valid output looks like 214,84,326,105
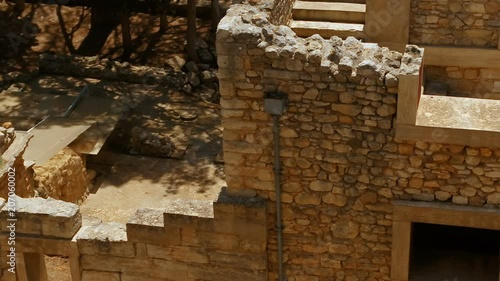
1,2,226,279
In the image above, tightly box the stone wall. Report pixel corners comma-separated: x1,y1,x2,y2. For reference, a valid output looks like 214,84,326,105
33,147,89,204
0,127,34,199
217,5,500,281
410,0,499,48
0,195,268,281
425,66,500,100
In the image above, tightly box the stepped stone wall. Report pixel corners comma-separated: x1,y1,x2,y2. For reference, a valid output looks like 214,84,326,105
425,66,500,100
410,0,499,48
0,195,268,281
217,4,500,280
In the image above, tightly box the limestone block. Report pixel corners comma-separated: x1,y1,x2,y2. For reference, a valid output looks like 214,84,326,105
208,251,267,270
77,222,135,257
331,221,359,239
0,196,81,238
152,259,190,280
82,270,121,281
80,255,153,274
126,208,181,246
187,263,267,281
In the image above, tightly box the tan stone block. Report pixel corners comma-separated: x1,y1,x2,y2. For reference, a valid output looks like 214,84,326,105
188,263,266,281
224,141,263,154
487,193,500,204
294,192,321,205
126,224,181,247
408,177,424,188
331,104,362,116
122,274,170,281
452,195,468,205
222,119,256,130
152,259,190,280
82,270,121,281
322,193,347,206
208,251,267,270
398,143,414,154
244,179,274,191
216,43,247,55
310,180,333,192
328,243,351,255
331,220,359,239
480,68,500,79
80,255,153,274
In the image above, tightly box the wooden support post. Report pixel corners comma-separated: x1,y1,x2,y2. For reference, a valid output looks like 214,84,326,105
23,253,48,281
69,241,81,281
15,252,28,281
391,221,412,281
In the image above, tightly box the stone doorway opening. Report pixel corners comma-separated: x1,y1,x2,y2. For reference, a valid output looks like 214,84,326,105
391,201,500,281
409,223,499,281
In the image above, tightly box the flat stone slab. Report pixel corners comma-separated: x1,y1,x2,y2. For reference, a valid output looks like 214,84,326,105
77,222,127,242
416,95,500,132
0,196,81,238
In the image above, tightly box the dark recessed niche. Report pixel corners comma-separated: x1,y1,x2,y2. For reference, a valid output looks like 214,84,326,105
410,223,500,281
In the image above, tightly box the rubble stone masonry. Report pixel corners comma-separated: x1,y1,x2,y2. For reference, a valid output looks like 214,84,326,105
217,4,500,281
410,0,500,48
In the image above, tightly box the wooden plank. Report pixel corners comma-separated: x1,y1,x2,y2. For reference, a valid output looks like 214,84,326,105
391,221,411,281
15,252,28,281
423,46,500,68
395,123,500,148
393,201,500,231
23,117,95,166
396,74,420,125
69,242,81,281
24,252,48,281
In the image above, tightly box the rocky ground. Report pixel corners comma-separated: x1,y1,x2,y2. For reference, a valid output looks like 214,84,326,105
1,1,226,278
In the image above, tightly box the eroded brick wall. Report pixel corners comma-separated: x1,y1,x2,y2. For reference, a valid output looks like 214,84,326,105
410,0,499,48
217,5,500,281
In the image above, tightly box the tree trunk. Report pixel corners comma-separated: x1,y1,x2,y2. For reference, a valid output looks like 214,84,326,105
120,2,132,60
159,12,168,32
210,0,220,32
186,0,198,62
15,0,25,12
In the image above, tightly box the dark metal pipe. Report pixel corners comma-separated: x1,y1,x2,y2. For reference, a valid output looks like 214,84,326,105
272,114,284,281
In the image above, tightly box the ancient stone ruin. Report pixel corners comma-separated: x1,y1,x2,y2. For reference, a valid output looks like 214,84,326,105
1,0,500,280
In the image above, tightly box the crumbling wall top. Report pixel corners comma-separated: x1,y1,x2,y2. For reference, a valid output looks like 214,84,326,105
217,5,424,88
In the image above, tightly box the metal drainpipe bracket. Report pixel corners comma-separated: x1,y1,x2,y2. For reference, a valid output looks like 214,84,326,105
264,91,288,116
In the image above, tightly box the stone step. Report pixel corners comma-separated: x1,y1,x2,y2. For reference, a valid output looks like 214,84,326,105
290,20,365,39
292,1,366,23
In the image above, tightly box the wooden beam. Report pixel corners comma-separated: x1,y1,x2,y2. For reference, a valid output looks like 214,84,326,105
395,123,500,149
391,221,412,281
393,201,500,231
423,46,500,68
